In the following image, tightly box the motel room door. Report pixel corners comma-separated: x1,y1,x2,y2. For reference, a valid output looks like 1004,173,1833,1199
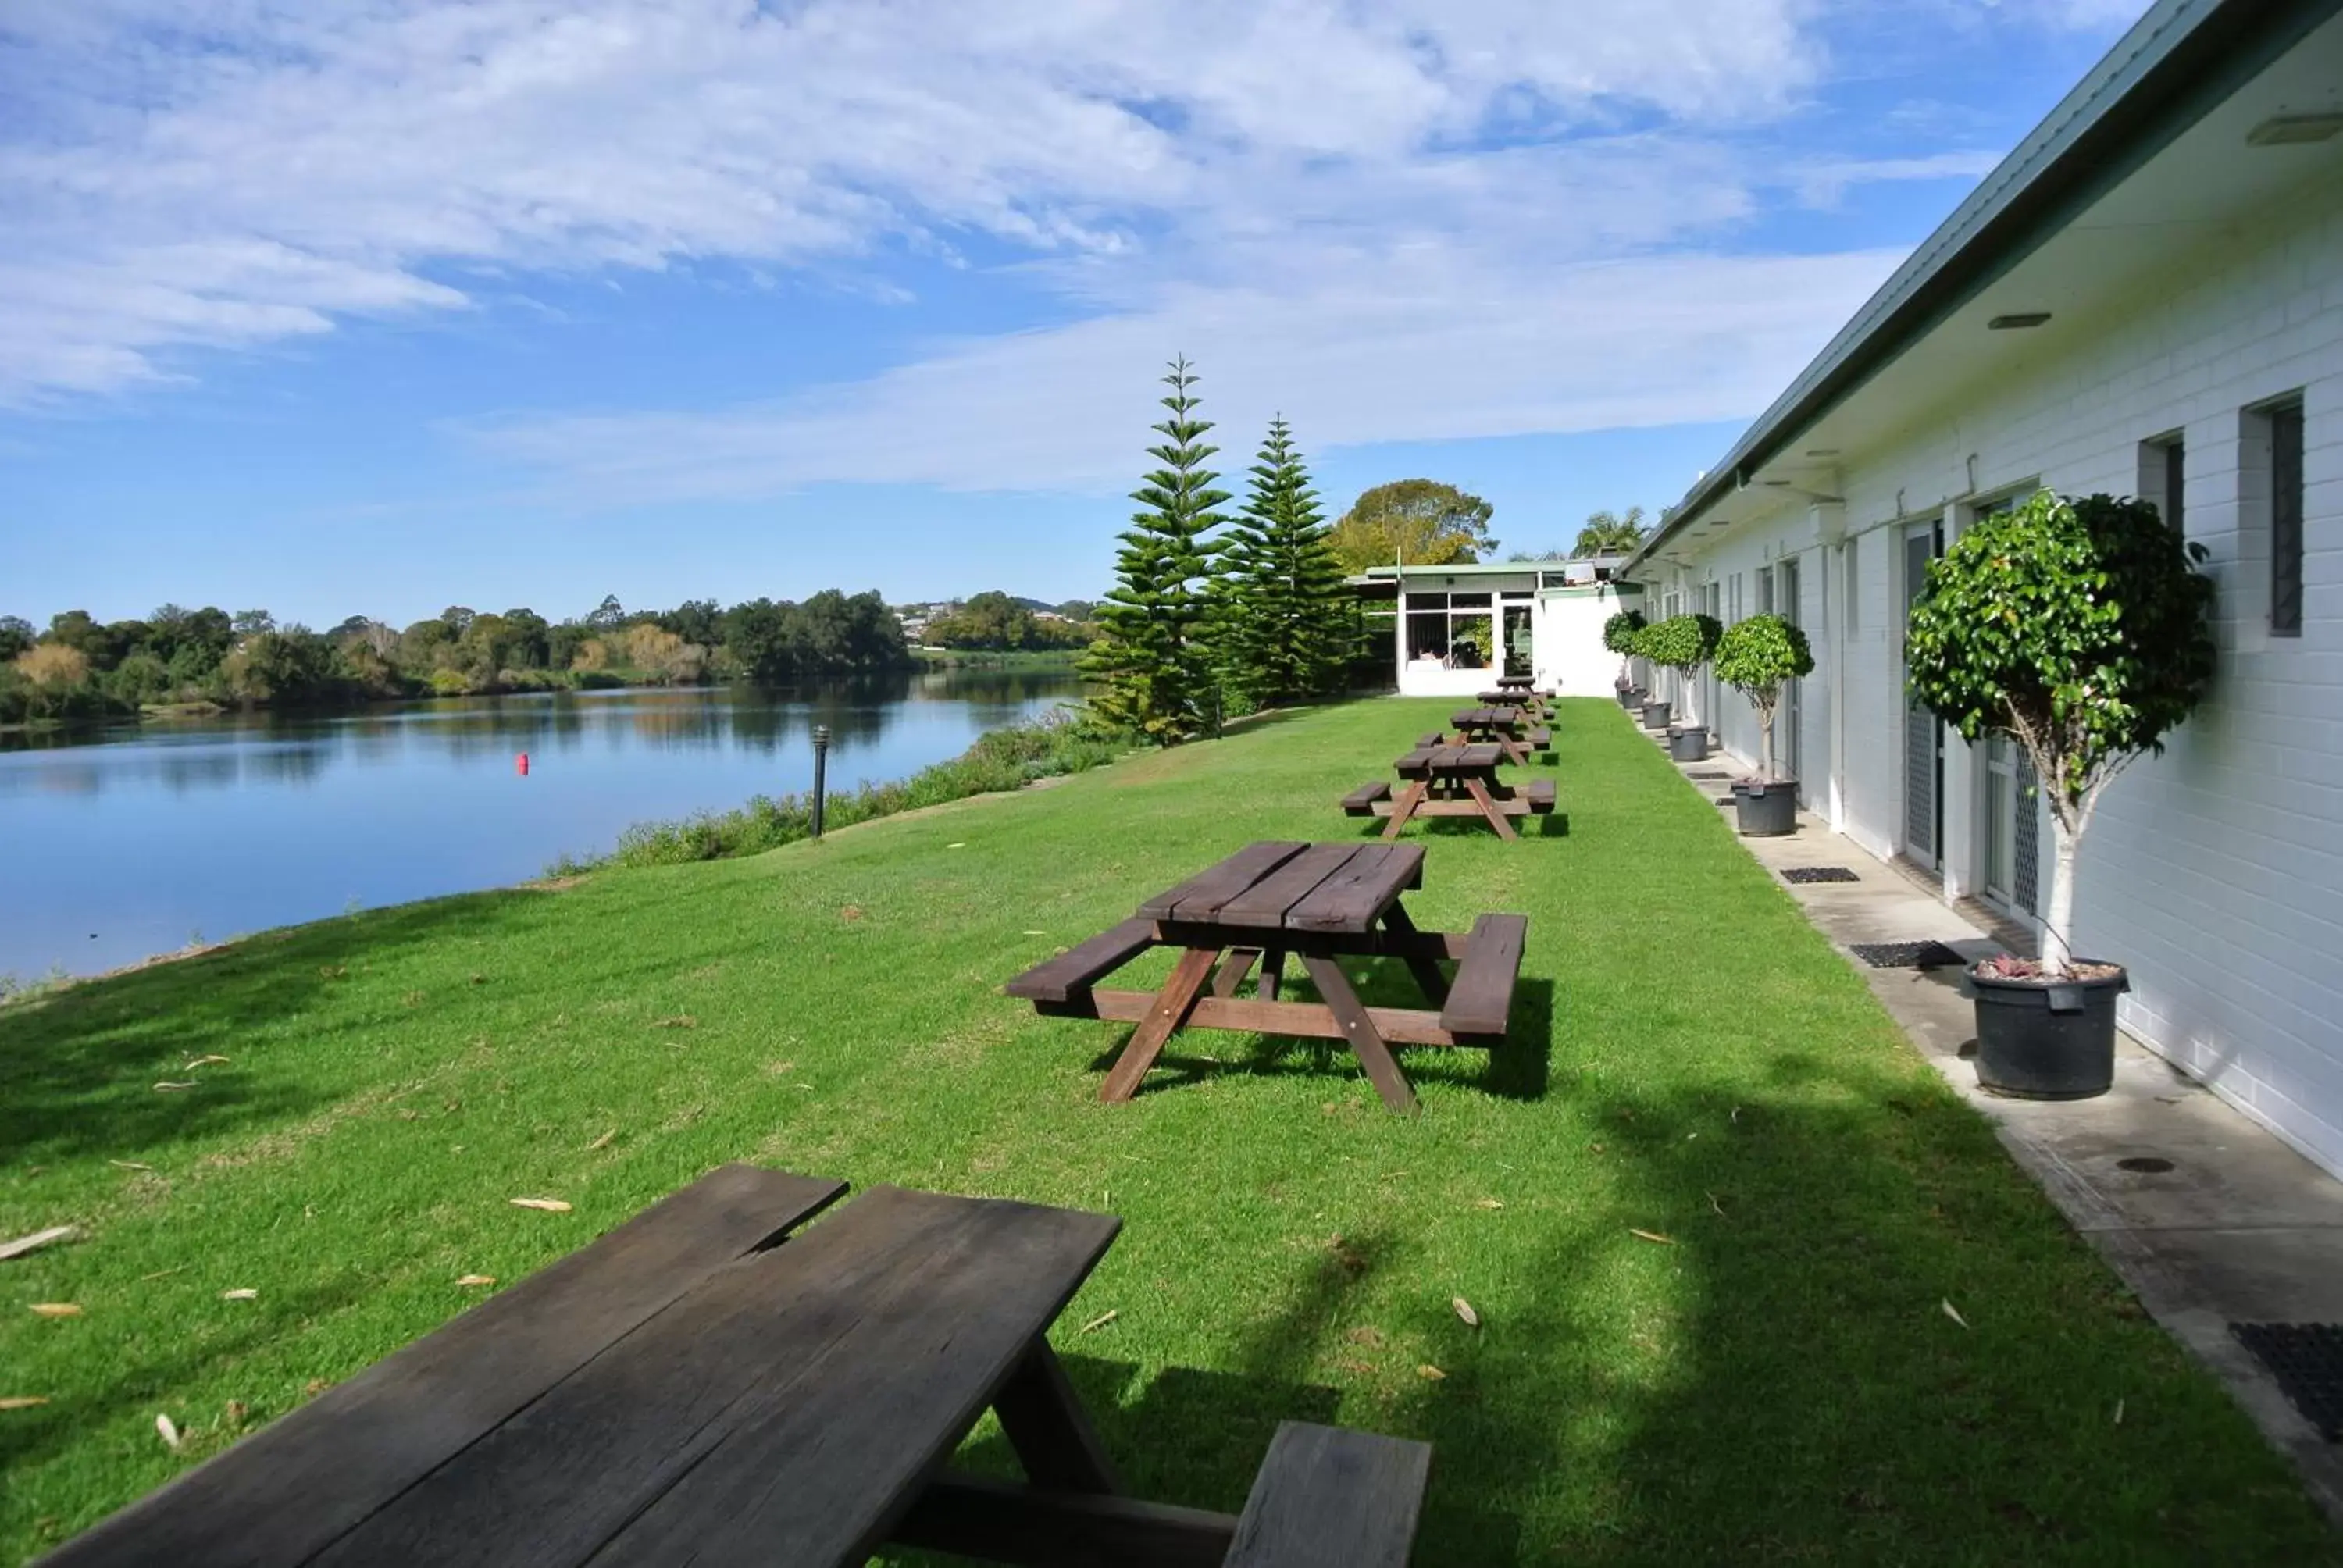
1901,521,1945,872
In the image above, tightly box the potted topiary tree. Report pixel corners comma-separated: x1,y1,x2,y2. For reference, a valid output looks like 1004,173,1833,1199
1711,613,1812,836
1639,613,1721,761
1906,490,2214,1099
1602,608,1647,708
1628,622,1674,730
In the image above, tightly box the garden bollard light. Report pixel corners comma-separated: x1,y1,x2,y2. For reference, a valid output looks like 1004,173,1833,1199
811,725,829,839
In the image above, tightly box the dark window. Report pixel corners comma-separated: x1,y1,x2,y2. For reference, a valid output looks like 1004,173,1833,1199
2163,437,2185,537
2271,401,2303,637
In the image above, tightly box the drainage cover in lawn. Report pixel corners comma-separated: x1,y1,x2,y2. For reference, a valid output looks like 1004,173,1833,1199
2231,1323,2343,1441
1714,796,1737,807
1848,940,1967,968
1782,867,1860,884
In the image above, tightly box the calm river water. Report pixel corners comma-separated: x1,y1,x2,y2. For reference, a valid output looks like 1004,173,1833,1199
0,670,1082,982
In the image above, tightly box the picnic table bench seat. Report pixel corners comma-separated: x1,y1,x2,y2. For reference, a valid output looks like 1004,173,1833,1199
1223,1423,1432,1568
1414,729,1446,748
1341,780,1392,817
48,1166,1435,1568
1523,778,1557,813
1527,725,1552,749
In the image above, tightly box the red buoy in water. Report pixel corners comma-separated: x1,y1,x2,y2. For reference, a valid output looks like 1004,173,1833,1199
516,752,530,776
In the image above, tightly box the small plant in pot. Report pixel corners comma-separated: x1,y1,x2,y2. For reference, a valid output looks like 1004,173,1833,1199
1711,612,1812,836
1906,490,2214,1099
1602,608,1647,707
1644,614,1721,761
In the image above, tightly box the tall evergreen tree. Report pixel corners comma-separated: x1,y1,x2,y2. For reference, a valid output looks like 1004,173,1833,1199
1082,357,1231,744
1220,416,1349,707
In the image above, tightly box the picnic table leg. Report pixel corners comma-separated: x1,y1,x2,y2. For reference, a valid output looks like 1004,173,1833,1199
1380,904,1450,1006
1463,775,1519,840
1380,779,1428,841
992,1335,1122,1494
1259,947,1285,1001
1099,945,1220,1103
1213,948,1261,998
1299,953,1418,1115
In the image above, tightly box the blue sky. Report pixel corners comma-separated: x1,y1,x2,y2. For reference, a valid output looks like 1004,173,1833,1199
2,0,2149,628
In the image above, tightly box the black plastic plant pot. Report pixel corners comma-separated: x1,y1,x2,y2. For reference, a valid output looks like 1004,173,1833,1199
1731,778,1796,836
1640,700,1671,730
1667,726,1709,762
1965,963,2129,1099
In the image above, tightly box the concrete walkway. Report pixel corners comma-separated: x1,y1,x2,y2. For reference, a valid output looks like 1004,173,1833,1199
1638,713,2343,1523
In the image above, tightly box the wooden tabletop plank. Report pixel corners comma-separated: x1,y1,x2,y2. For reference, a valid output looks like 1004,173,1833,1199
312,1186,1119,1568
1285,845,1425,933
45,1166,848,1568
1214,843,1367,930
1140,841,1309,922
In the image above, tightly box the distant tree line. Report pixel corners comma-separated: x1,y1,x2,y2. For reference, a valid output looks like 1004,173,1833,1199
0,590,911,725
918,591,1094,652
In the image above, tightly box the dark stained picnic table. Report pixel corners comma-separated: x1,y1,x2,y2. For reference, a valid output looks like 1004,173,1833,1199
1357,741,1554,839
1450,705,1552,764
45,1166,1431,1568
1005,841,1528,1114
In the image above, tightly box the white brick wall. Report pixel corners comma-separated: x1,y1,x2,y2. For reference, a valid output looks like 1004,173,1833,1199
1664,179,2343,1177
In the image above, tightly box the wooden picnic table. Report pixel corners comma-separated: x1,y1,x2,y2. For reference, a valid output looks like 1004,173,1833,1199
1005,842,1528,1114
1450,705,1552,764
46,1166,1432,1568
1358,743,1555,838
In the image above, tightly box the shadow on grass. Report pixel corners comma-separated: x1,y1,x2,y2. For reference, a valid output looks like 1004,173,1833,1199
1089,975,1555,1105
0,889,556,1166
916,1065,2327,1564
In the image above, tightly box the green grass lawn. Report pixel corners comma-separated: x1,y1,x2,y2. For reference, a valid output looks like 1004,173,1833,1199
2,698,2332,1564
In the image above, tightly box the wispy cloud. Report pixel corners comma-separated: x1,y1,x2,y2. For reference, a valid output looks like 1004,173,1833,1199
0,0,2146,491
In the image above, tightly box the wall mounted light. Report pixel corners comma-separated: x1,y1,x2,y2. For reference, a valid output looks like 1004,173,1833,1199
2247,112,2343,145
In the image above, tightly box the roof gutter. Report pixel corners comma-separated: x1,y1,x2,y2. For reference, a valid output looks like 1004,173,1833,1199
1623,0,2343,577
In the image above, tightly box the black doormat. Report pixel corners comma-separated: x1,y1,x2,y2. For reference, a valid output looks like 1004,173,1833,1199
1782,866,1860,885
1848,940,1966,968
1689,770,1730,780
2231,1323,2343,1441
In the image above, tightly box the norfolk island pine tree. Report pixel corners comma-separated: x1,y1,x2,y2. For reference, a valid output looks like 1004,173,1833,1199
1082,358,1232,744
1219,416,1350,709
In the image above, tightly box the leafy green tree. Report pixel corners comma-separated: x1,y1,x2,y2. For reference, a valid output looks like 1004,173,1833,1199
1325,480,1495,572
1218,415,1348,707
1714,614,1813,784
0,616,34,663
1572,507,1649,557
230,609,276,637
1905,490,2214,974
1602,608,1646,687
1083,357,1231,743
1634,612,1721,717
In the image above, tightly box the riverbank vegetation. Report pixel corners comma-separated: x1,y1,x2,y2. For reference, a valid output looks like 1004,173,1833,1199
551,713,1122,872
0,591,911,727
3,698,2329,1562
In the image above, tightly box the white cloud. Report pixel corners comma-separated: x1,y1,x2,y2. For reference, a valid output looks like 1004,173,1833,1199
2,0,2046,495
2,0,1824,407
476,247,1906,498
